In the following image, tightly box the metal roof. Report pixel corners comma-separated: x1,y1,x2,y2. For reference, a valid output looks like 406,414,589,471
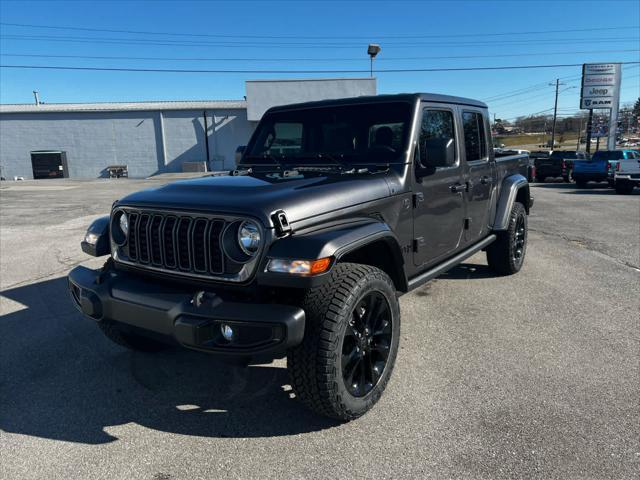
0,100,247,114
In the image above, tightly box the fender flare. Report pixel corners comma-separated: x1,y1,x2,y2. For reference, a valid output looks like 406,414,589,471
257,220,407,290
493,174,530,231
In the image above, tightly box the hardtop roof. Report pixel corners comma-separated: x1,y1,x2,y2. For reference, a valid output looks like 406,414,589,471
266,93,487,113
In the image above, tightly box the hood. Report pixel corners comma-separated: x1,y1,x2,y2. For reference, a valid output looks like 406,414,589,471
117,172,392,228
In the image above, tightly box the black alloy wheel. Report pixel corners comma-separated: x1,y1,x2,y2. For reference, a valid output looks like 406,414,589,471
287,263,400,420
341,291,392,398
512,214,526,267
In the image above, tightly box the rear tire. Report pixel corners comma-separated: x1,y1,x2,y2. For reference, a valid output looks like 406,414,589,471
487,202,527,276
575,180,587,188
536,176,546,183
615,181,635,195
97,321,168,352
288,263,400,421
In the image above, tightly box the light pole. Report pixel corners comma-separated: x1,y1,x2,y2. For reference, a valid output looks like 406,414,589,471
367,44,381,77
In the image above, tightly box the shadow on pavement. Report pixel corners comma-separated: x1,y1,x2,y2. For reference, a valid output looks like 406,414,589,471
533,182,637,195
0,276,338,445
439,262,496,280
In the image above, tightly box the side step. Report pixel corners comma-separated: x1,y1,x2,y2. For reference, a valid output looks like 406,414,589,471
407,234,496,291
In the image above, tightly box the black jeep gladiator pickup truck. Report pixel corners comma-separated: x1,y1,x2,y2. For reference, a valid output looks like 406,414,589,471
69,93,532,421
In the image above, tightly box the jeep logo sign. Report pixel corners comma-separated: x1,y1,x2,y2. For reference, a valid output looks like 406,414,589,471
580,63,621,111
582,84,619,99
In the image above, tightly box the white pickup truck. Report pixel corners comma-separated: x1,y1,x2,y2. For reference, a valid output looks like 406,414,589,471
614,152,640,194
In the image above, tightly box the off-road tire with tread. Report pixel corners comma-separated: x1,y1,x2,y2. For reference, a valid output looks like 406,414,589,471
487,201,527,276
97,321,168,352
287,263,400,421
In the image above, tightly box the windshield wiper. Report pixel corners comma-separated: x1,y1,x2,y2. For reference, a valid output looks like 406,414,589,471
242,153,287,167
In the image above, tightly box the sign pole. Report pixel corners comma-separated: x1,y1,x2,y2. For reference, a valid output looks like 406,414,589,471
586,109,593,155
607,64,622,150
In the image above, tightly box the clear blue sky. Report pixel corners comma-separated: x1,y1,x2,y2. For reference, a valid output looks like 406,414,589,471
0,0,638,121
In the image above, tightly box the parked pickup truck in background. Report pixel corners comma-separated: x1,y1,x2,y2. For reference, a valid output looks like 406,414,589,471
614,152,640,194
573,149,637,188
68,93,532,421
535,150,585,183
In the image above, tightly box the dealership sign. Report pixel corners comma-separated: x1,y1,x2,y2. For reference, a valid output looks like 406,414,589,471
580,63,621,110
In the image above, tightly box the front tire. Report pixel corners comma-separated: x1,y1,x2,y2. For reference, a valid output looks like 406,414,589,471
575,179,587,188
536,176,546,183
487,202,527,275
288,263,400,421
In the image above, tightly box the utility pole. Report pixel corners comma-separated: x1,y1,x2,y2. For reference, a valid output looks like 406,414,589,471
549,78,564,149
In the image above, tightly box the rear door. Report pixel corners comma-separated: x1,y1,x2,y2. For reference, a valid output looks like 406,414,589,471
412,104,465,267
460,108,494,244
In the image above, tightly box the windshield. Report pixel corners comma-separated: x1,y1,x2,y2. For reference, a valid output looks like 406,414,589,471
592,150,624,160
243,101,413,166
551,151,577,159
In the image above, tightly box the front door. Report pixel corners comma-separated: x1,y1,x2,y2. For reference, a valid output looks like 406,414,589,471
460,109,494,244
413,105,466,267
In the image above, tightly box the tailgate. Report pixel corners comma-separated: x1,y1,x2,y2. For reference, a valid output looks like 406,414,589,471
574,160,607,173
618,159,640,174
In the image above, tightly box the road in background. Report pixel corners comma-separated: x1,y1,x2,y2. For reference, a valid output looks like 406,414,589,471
1,179,638,479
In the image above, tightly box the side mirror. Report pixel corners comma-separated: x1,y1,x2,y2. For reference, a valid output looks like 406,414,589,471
235,145,246,164
416,138,455,178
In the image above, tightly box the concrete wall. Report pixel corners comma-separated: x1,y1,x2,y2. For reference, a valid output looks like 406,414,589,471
0,109,253,179
246,78,377,121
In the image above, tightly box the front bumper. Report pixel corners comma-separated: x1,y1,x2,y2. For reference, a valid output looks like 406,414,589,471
68,266,305,359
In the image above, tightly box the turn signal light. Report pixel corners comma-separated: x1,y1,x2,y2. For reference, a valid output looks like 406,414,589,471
310,257,331,274
267,257,332,275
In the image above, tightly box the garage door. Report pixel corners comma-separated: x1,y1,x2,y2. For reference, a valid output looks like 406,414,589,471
31,151,68,179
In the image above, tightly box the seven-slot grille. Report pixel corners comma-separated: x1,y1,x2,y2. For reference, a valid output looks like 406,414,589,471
125,211,225,275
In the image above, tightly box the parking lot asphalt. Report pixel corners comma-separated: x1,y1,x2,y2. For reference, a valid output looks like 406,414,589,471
1,178,638,480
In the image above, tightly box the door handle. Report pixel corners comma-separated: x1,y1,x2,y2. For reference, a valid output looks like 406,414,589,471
450,183,465,193
481,175,491,185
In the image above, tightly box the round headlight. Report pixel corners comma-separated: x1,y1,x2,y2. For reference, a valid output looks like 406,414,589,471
119,212,129,236
237,221,261,256
111,210,128,246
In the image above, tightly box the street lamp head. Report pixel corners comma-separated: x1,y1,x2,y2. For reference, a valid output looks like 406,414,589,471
367,44,381,58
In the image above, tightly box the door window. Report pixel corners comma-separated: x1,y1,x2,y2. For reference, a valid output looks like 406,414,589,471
462,111,488,161
419,109,457,168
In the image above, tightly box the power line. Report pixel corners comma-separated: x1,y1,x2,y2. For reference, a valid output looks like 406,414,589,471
1,33,638,48
2,62,638,75
3,48,637,63
1,21,638,40
483,64,638,103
